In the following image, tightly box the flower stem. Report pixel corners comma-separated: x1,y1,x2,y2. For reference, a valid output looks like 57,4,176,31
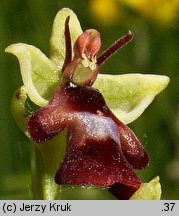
31,131,67,199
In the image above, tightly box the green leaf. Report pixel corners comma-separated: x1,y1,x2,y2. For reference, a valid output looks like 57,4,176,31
50,8,83,68
130,176,161,200
94,74,170,124
5,43,60,107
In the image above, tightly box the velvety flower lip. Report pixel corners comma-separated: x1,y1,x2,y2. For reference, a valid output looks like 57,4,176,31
28,80,148,199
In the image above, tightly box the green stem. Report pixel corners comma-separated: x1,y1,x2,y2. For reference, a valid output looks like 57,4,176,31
31,131,67,200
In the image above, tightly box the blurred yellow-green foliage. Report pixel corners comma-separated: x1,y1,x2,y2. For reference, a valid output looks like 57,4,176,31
0,0,179,199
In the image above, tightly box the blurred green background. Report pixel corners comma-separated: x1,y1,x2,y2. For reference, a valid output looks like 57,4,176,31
0,0,178,199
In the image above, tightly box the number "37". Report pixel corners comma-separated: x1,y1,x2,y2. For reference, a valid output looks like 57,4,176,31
163,203,175,211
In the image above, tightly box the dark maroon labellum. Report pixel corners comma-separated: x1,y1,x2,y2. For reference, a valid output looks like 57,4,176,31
28,82,149,199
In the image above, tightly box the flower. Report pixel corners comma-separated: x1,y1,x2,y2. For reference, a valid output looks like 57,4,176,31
6,8,169,199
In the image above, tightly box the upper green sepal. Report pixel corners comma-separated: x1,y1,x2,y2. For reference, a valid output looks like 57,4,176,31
94,74,170,124
130,176,161,200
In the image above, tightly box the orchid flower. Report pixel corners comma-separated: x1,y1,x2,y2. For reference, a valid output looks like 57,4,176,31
5,8,169,200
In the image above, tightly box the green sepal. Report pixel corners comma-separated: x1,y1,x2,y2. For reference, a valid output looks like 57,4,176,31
130,176,161,200
5,43,61,107
94,74,170,124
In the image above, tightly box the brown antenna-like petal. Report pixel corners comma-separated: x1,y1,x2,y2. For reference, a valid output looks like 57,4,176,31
62,16,72,72
97,31,134,66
